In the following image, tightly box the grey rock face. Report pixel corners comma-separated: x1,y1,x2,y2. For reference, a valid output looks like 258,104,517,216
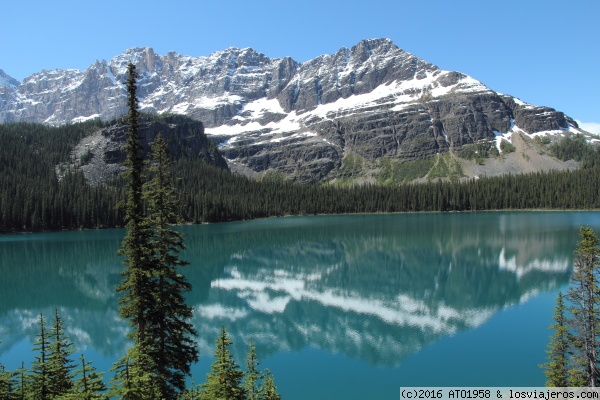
501,95,571,133
219,131,341,182
63,114,227,185
1,39,579,182
275,38,438,114
0,70,20,117
0,69,19,88
0,72,18,122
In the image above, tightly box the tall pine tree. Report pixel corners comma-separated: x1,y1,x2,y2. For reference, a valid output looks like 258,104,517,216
542,292,570,386
565,226,600,386
116,62,155,350
114,64,198,399
144,134,198,398
30,313,51,400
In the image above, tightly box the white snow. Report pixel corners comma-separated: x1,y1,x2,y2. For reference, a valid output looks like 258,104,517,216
206,69,493,144
167,93,245,115
193,93,244,109
235,97,285,118
493,119,520,152
169,102,192,114
448,75,490,94
207,105,302,137
267,131,318,144
493,130,514,152
71,114,101,123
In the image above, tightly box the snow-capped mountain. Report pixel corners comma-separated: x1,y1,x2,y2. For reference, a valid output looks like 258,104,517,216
0,39,588,182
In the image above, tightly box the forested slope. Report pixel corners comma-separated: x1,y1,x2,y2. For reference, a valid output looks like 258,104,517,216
1,120,599,233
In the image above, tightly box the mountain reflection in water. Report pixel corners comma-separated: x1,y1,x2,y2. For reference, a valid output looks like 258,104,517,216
0,212,592,371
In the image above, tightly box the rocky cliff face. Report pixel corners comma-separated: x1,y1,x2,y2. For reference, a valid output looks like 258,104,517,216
0,69,19,116
0,39,585,182
59,114,227,185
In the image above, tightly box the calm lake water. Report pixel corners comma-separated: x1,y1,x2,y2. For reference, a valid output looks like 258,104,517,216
1,212,599,399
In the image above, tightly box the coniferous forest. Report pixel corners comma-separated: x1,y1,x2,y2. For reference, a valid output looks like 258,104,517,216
1,116,600,233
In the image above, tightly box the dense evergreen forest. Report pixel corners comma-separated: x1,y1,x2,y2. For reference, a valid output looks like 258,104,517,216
1,119,599,234
0,120,123,232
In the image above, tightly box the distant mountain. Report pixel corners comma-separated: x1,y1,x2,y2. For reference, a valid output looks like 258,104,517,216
0,69,19,113
0,39,593,182
0,69,19,88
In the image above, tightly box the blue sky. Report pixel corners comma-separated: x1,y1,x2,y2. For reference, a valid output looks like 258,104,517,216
2,0,598,131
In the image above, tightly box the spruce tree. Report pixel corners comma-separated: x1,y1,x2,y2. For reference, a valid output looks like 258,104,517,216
116,62,154,349
244,338,263,400
144,134,198,398
47,308,75,397
201,326,246,400
543,292,570,386
565,226,600,386
30,313,51,400
71,353,106,399
259,369,281,400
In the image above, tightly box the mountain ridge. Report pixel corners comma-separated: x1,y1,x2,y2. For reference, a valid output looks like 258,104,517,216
0,38,593,182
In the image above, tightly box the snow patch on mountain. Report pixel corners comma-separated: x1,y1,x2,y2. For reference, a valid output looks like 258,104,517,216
206,69,490,143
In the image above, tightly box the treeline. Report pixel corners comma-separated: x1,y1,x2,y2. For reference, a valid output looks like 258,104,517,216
2,120,600,233
0,310,280,399
177,161,600,223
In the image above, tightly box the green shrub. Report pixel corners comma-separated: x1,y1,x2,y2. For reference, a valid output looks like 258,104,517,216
500,139,516,153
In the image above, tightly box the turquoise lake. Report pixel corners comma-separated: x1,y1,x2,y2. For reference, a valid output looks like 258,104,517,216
1,212,599,399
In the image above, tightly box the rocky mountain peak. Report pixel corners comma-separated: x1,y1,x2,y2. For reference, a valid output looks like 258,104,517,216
276,38,441,115
109,46,161,76
353,37,398,59
0,69,19,88
0,38,589,182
